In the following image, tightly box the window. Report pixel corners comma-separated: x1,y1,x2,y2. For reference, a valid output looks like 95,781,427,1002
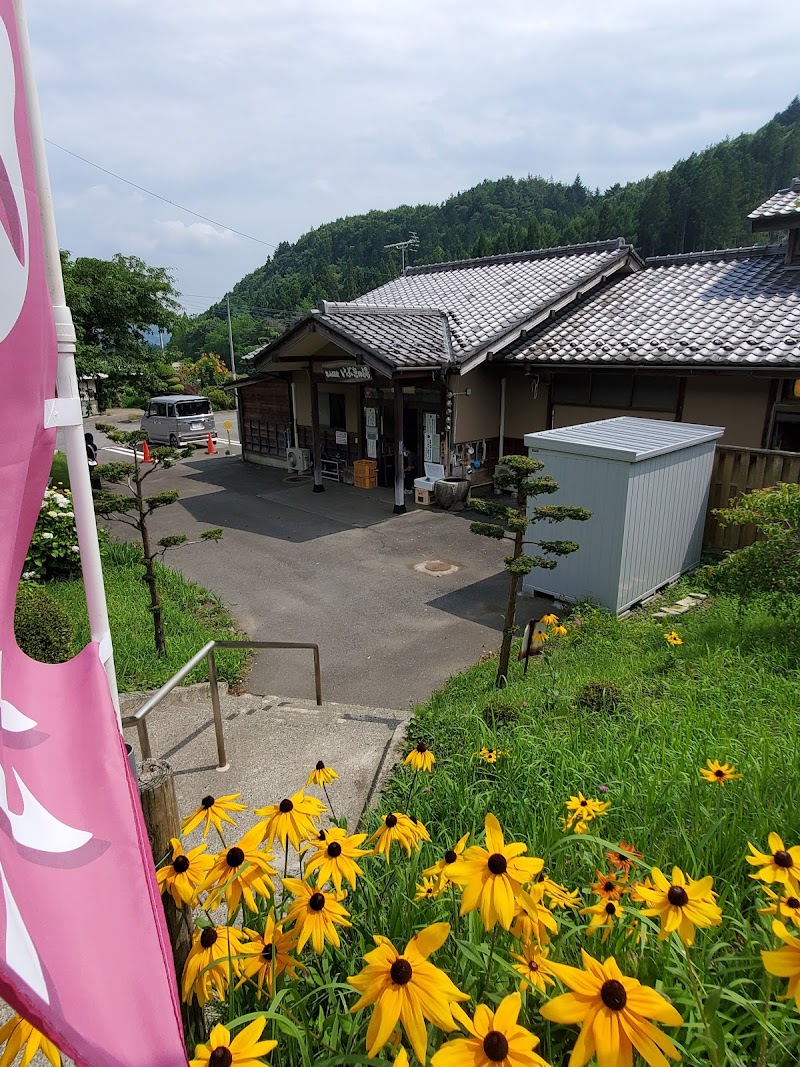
175,399,212,417
151,402,167,417
553,373,591,404
552,373,679,413
631,376,680,412
591,372,633,407
328,393,346,430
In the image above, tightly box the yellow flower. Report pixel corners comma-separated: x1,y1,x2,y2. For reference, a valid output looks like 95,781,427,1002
551,624,568,637
540,613,559,625
181,793,248,837
747,833,800,886
758,885,800,927
404,813,432,845
589,869,628,902
582,898,622,942
370,813,418,861
190,1018,277,1067
182,925,248,1006
541,877,581,911
255,789,326,851
348,922,469,1064
511,942,555,995
634,866,722,945
476,747,508,764
303,826,369,891
237,910,301,997
531,630,549,648
424,832,470,890
762,920,800,1009
307,760,339,788
564,792,611,827
508,884,557,948
394,1049,409,1067
447,813,544,931
0,1015,60,1067
198,823,277,913
415,876,441,901
699,759,742,785
432,992,550,1067
541,950,682,1067
157,837,213,907
282,878,351,953
664,631,683,646
405,742,436,773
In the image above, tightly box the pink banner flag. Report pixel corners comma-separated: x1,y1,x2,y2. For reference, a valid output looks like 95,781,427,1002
0,4,188,1064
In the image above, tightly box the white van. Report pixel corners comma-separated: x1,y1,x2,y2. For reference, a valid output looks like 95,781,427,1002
141,395,217,446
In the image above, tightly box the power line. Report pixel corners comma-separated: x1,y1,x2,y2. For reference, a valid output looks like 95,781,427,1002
45,138,277,249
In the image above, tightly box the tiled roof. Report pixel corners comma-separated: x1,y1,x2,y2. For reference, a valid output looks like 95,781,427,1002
504,244,800,368
319,304,452,368
346,240,634,362
748,178,800,223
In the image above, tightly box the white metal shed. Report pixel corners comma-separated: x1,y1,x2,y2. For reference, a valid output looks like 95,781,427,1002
522,417,724,613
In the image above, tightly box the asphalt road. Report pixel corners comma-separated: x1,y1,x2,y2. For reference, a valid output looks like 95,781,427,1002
81,412,550,710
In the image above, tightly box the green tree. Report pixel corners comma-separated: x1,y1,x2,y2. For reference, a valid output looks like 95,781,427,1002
470,455,590,687
179,352,231,393
93,425,222,655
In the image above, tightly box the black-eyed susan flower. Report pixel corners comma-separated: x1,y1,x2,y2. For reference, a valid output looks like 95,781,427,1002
762,920,800,1009
541,949,682,1067
370,812,417,861
564,792,611,829
303,826,369,891
747,833,800,886
511,885,559,945
551,624,568,637
198,822,277,913
590,869,628,902
415,876,440,901
605,841,642,875
510,942,555,995
540,612,559,625
347,922,469,1064
447,813,544,931
306,759,339,788
403,813,431,846
531,630,549,649
540,877,581,911
404,742,436,773
189,1018,277,1067
238,910,301,997
181,793,248,837
476,747,507,764
182,925,248,1006
255,790,326,852
582,898,622,942
699,759,742,785
0,1014,60,1067
664,631,683,646
424,832,470,890
634,866,722,945
758,885,800,927
282,877,351,953
432,992,550,1067
157,837,214,907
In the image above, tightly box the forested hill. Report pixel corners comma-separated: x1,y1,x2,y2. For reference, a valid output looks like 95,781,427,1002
173,99,800,361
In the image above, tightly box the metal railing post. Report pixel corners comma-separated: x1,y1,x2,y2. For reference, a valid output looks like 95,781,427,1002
313,646,322,706
137,719,152,761
207,648,229,772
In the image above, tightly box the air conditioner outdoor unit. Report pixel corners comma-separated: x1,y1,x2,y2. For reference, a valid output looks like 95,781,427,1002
287,447,311,473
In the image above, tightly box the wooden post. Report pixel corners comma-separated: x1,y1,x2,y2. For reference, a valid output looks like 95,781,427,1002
393,378,406,514
138,759,203,1042
308,368,325,494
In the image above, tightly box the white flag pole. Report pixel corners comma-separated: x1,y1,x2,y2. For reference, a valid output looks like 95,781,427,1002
13,0,120,719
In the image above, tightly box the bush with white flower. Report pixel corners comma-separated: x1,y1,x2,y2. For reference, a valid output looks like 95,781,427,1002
23,486,81,581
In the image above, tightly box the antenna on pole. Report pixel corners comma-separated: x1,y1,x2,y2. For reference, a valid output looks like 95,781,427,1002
383,232,420,273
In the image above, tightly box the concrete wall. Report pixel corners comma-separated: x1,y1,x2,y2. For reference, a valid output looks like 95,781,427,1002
681,374,771,448
450,367,501,442
503,369,549,440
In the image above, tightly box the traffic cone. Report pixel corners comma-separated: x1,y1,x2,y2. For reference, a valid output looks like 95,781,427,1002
141,439,151,463
206,433,217,455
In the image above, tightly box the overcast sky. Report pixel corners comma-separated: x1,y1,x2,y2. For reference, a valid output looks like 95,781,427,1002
26,0,800,314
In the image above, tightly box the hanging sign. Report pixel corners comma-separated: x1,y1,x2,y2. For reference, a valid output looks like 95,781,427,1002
324,365,372,382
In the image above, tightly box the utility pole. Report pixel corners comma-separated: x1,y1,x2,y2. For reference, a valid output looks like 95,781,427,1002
226,295,237,378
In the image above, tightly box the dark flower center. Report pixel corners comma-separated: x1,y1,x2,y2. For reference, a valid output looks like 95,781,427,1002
580,799,588,807
788,897,800,910
487,853,508,875
318,830,327,841
309,892,326,912
279,799,293,813
528,960,539,971
390,958,413,985
209,1049,233,1067
172,855,190,874
316,760,326,770
416,743,428,753
385,814,398,828
201,795,215,809
774,850,794,869
262,944,274,961
327,842,343,858
444,849,458,864
603,881,614,892
600,978,627,1011
226,847,245,868
616,853,626,863
714,769,725,778
668,885,689,907
605,902,616,916
483,1031,509,1061
200,928,218,949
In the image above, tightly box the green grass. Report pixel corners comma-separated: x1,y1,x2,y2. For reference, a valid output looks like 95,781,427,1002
49,450,70,488
47,540,249,691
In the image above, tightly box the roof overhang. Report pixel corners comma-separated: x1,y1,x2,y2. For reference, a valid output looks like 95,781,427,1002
751,215,800,234
251,313,399,378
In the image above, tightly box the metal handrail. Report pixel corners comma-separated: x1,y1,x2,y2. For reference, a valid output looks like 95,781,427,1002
121,639,322,771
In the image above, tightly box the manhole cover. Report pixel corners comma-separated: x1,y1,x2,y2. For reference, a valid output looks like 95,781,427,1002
283,474,312,484
414,559,459,576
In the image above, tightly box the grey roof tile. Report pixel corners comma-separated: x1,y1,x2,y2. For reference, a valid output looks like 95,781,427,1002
505,244,800,369
748,178,800,222
319,305,451,368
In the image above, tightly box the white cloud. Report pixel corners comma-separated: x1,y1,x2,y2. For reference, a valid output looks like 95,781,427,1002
153,219,240,249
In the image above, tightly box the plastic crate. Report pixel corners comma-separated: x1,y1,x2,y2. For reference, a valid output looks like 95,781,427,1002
354,472,378,489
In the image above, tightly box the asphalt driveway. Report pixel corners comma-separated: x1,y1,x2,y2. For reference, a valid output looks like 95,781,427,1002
90,427,548,709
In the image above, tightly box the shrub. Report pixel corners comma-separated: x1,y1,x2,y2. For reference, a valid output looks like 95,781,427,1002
23,487,82,581
14,583,73,663
118,387,149,409
205,387,231,411
574,679,627,715
482,691,521,728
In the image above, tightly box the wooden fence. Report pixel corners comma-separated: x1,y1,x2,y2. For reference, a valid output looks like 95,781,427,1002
703,446,800,553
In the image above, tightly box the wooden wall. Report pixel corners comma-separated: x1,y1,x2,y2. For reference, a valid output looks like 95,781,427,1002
704,446,800,552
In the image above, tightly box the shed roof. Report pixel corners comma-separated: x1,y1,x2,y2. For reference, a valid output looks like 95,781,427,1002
748,177,800,228
504,244,800,369
524,417,724,463
318,305,452,368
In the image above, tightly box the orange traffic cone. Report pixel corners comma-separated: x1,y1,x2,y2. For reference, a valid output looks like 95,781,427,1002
141,439,151,463
206,433,217,455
